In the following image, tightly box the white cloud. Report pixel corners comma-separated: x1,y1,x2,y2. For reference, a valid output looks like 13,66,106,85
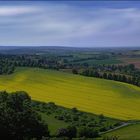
0,3,140,47
0,6,39,16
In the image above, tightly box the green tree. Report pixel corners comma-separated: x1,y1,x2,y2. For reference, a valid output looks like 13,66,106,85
103,73,107,79
0,91,49,140
78,126,99,138
72,69,78,74
67,125,77,138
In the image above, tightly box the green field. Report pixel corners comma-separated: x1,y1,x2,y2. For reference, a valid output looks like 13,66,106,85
102,123,140,140
40,112,68,135
0,67,140,120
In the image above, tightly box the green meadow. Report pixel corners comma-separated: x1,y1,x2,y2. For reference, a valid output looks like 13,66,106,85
102,123,140,140
40,112,68,135
0,67,140,120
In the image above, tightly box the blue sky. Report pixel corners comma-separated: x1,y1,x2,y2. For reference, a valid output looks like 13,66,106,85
0,1,140,47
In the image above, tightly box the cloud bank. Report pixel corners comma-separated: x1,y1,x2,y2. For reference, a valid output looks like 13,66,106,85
0,2,140,47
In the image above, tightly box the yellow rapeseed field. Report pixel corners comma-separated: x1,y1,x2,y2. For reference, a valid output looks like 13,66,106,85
0,67,140,120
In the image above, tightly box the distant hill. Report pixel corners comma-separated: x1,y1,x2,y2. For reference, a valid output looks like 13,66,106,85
0,46,140,54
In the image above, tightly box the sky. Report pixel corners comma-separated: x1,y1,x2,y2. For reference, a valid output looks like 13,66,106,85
0,1,140,47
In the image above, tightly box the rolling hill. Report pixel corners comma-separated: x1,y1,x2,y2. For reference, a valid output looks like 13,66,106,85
0,67,140,120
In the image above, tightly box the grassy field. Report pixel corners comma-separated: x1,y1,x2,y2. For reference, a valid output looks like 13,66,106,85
40,112,68,135
102,123,140,140
0,67,140,120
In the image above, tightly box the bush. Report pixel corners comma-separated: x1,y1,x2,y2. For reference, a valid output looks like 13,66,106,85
57,126,77,138
67,125,77,138
78,126,99,138
57,128,68,137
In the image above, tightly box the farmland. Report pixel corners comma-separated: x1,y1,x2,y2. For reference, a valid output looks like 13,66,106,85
120,57,140,69
0,67,140,120
1,0,140,138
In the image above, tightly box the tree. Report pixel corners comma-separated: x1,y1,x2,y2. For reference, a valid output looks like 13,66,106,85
93,71,99,77
128,64,135,71
113,74,118,81
57,128,68,137
118,75,123,82
103,73,107,79
57,126,77,138
122,75,127,82
78,127,99,138
108,73,113,80
82,70,89,76
72,69,78,74
67,126,77,138
0,91,49,140
99,114,105,120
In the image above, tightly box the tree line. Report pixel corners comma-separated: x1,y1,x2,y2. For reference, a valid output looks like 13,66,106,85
73,64,140,87
0,54,117,73
0,59,15,74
